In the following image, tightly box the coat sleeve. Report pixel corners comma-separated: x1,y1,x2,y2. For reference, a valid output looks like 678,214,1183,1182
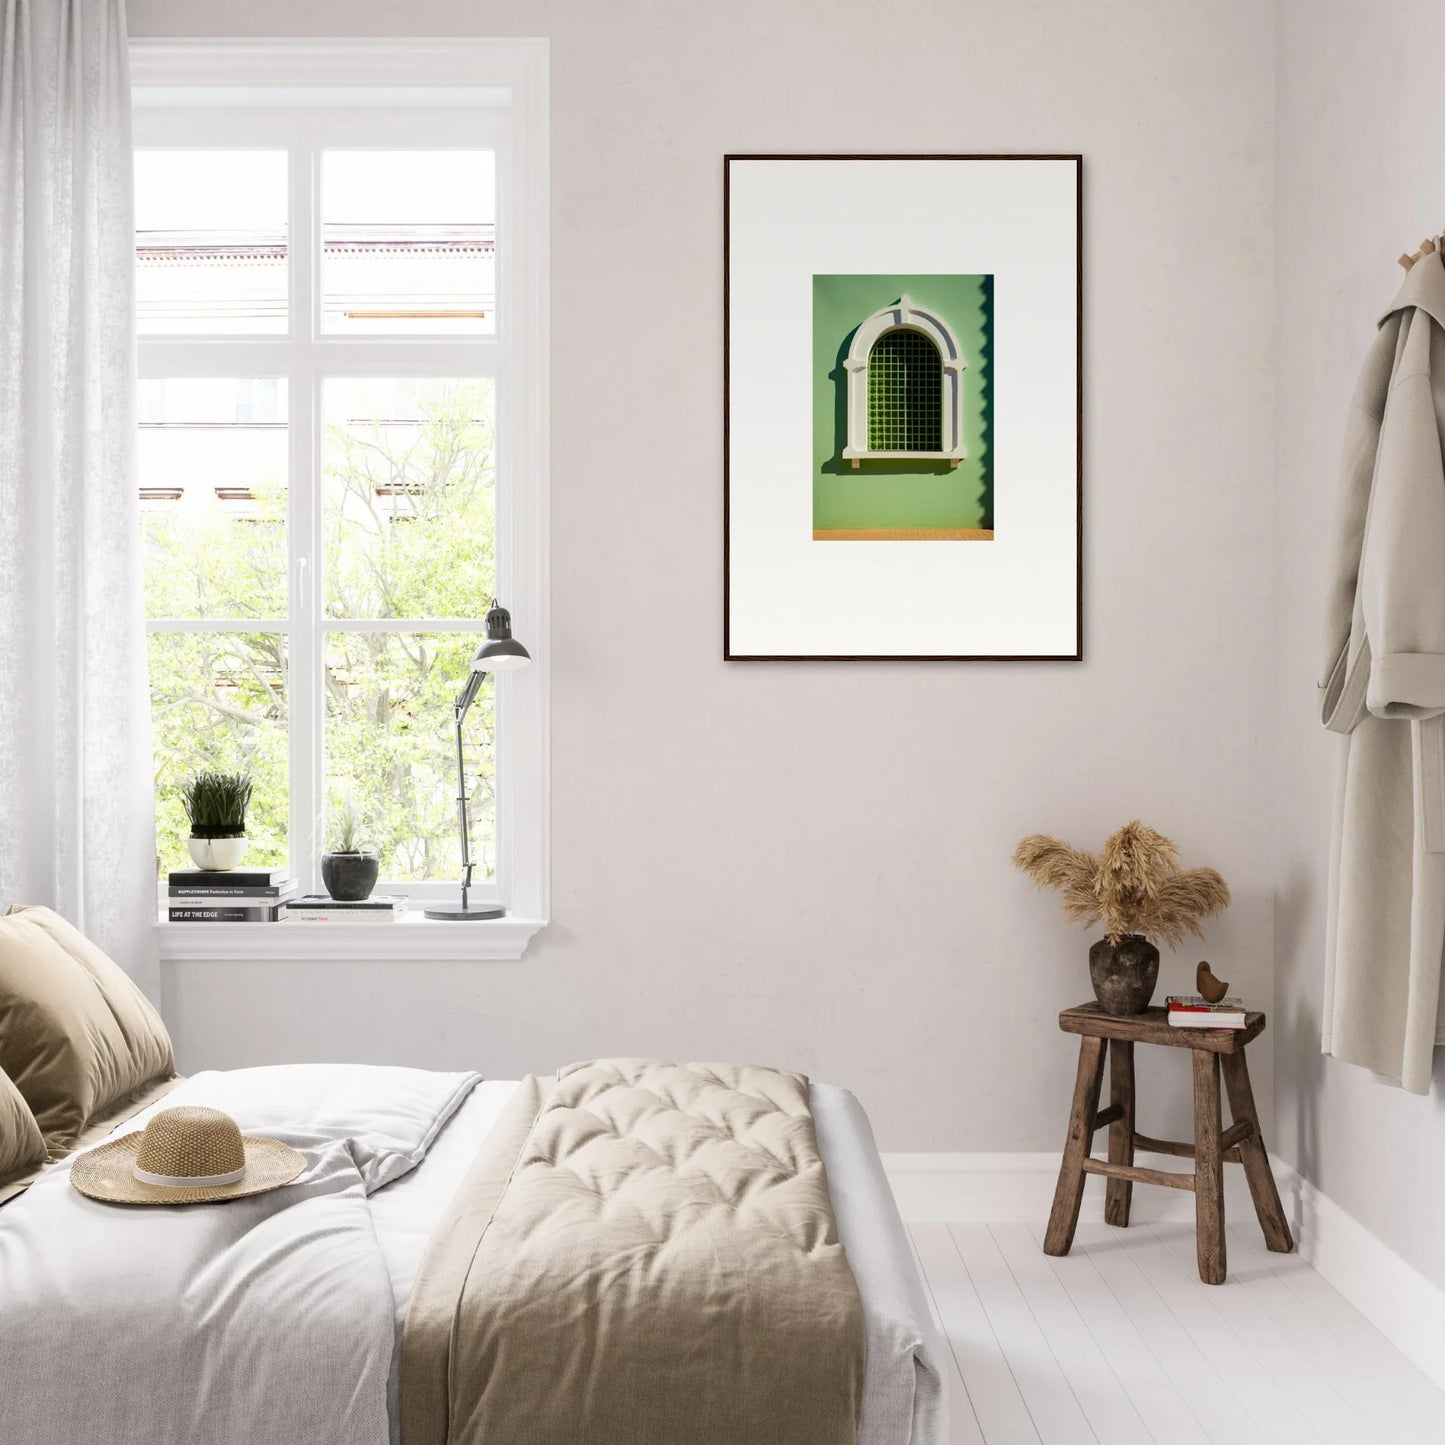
1319,321,1395,733
1361,317,1445,720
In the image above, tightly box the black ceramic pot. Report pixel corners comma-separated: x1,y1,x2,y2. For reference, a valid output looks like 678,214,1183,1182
320,851,380,902
1088,934,1160,1015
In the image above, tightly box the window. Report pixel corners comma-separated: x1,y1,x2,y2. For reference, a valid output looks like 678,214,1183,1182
321,152,495,334
841,294,966,469
135,150,288,334
132,41,549,955
867,330,942,452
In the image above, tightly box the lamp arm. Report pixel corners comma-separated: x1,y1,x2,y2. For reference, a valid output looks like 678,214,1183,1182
454,668,485,719
452,670,488,910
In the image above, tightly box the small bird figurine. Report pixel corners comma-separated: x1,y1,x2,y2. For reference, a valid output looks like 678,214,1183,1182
1196,961,1229,1004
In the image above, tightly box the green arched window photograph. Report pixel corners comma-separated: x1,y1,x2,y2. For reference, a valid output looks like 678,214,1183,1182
812,276,992,542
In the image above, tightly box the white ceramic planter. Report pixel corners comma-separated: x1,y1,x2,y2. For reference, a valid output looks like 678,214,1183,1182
187,836,249,871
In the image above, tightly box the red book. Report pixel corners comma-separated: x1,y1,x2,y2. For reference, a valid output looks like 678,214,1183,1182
1166,994,1244,1012
1165,994,1247,1029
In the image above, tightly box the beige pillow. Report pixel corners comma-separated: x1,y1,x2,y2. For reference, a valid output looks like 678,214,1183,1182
0,1064,46,1184
0,906,175,1150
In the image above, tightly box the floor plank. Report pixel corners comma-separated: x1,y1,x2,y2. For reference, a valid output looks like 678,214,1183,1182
908,1227,987,1445
1223,1223,1442,1445
905,1215,1445,1445
950,1223,1098,1443
1064,1223,1271,1443
908,1227,950,1338
910,1223,1038,1445
1023,1219,1212,1444
986,1223,1153,1444
1150,1223,1368,1445
1118,1224,1320,1443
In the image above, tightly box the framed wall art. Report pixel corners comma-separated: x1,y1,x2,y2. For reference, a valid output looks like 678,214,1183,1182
724,155,1082,661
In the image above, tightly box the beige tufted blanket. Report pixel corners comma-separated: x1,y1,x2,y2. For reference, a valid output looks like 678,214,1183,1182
400,1059,866,1445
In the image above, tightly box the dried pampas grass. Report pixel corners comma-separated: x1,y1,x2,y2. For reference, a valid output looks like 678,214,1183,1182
1010,835,1101,927
1012,820,1230,947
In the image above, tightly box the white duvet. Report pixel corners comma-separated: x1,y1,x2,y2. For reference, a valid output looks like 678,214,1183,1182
0,1065,477,1445
0,1066,944,1445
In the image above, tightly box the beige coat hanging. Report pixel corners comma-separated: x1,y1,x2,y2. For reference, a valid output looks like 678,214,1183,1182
1320,248,1445,1093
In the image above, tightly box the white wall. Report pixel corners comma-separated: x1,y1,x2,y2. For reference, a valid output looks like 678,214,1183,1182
130,0,1277,1152
1274,0,1445,1292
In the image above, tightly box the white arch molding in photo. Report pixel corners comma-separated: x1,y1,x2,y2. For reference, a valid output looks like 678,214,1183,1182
841,294,966,468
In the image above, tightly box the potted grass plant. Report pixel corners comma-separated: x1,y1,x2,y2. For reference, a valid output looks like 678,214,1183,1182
320,800,380,902
1012,820,1231,1015
182,771,253,872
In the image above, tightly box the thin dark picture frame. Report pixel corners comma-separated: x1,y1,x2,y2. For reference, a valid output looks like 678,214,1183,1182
723,153,1083,662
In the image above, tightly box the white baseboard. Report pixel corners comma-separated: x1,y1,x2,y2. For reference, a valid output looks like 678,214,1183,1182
1271,1158,1445,1394
883,1151,1445,1395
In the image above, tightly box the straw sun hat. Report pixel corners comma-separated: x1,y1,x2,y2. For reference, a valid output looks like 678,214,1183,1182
70,1105,306,1205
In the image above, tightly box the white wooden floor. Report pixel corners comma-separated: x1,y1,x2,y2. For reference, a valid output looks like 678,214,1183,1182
909,1219,1445,1444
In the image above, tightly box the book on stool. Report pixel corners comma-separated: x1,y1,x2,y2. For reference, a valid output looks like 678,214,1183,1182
1166,994,1247,1029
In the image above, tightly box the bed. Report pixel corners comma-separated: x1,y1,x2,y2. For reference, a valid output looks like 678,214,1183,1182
0,1064,946,1445
0,908,945,1445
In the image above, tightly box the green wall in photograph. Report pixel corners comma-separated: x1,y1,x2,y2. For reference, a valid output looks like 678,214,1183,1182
812,273,993,535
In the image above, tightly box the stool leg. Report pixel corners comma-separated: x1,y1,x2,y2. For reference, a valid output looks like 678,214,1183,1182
1192,1049,1227,1285
1045,1035,1106,1257
1104,1039,1135,1228
1221,1050,1294,1253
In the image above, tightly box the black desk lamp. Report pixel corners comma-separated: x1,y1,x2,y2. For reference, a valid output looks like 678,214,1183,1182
424,600,530,920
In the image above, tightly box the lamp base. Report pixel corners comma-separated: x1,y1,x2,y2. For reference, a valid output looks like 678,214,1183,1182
423,902,506,921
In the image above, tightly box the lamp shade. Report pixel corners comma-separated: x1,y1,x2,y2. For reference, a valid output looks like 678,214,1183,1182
471,599,531,673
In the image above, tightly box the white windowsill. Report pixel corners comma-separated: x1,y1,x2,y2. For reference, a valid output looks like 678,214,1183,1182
156,912,547,962
841,451,964,468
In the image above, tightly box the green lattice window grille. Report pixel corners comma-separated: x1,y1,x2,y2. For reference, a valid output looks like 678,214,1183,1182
866,329,942,451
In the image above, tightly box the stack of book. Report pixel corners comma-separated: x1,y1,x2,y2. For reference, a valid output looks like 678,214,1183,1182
1166,994,1248,1029
167,867,296,922
284,894,409,924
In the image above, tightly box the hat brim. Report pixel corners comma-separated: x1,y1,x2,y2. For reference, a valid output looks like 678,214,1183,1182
70,1133,307,1205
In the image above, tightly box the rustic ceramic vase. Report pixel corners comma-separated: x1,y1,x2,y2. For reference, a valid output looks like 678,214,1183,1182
320,852,379,902
1088,934,1160,1015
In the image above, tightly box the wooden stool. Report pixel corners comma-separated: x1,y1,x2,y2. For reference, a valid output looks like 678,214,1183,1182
1043,1002,1292,1285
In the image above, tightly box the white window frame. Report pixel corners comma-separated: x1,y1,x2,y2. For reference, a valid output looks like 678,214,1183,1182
840,294,966,468
133,40,549,961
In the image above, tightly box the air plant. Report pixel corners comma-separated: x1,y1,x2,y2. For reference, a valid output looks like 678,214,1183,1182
181,771,253,839
1012,820,1230,948
328,797,373,856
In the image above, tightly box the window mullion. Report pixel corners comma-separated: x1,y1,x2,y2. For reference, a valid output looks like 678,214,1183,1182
288,128,321,895
145,619,291,632
322,617,483,633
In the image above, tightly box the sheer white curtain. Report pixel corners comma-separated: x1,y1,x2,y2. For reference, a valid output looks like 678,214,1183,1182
0,0,157,994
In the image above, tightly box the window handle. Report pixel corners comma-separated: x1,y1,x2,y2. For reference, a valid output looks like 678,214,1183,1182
297,554,309,609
